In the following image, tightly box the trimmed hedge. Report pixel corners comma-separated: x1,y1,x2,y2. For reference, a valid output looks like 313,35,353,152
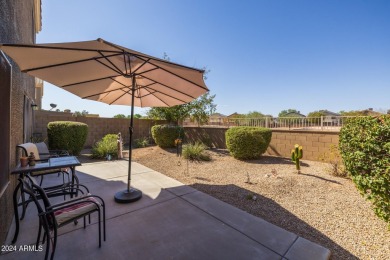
92,134,118,159
226,127,272,160
339,115,390,225
47,121,88,155
151,124,184,148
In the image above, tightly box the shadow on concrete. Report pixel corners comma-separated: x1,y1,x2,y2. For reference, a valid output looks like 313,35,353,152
189,183,357,260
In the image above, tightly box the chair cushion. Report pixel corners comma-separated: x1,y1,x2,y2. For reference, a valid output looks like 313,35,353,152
54,195,100,226
35,142,50,154
18,143,40,160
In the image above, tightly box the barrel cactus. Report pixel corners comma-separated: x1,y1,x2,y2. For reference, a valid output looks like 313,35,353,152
291,144,303,172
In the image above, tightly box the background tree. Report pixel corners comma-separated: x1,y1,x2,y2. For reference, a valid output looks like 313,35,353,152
147,53,216,125
245,111,265,118
278,109,299,117
113,114,126,118
73,110,89,117
307,110,326,117
340,110,382,116
114,114,142,119
147,93,216,125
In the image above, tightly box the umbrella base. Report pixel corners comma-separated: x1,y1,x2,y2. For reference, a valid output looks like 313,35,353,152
114,188,142,203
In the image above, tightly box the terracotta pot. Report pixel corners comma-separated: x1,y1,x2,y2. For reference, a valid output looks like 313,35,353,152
20,157,28,167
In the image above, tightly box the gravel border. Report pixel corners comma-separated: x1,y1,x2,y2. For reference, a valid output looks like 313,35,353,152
132,146,390,260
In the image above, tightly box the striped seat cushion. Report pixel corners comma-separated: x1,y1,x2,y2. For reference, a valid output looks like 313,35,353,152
54,195,100,226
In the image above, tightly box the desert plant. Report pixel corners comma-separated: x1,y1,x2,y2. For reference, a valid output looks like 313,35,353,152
47,121,88,155
182,142,211,161
339,115,390,225
134,136,149,148
318,145,347,177
225,127,272,160
151,124,184,148
92,134,118,159
291,144,303,172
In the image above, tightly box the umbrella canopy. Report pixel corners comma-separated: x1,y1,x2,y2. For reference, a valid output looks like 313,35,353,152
0,38,208,107
1,39,209,203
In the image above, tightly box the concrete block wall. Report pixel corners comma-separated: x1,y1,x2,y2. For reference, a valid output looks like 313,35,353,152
34,110,166,147
267,129,340,161
184,127,340,162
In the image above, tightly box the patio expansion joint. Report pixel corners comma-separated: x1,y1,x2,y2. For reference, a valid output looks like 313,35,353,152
282,235,299,258
176,194,285,258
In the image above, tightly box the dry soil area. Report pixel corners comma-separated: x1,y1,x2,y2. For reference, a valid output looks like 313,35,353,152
130,146,390,260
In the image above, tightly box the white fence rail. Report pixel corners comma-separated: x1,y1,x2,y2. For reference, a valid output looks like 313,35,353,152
183,116,361,131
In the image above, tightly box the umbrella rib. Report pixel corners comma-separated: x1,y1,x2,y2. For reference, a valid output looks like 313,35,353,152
107,85,136,105
80,85,129,99
95,57,123,76
131,58,151,75
140,75,197,99
1,43,122,53
143,86,188,104
61,75,121,88
22,53,122,73
97,51,123,75
141,88,170,107
134,55,208,91
98,39,205,72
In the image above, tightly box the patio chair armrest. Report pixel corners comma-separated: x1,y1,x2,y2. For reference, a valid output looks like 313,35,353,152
47,195,103,213
44,183,89,196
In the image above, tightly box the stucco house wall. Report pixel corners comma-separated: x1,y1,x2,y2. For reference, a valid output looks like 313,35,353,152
0,0,40,246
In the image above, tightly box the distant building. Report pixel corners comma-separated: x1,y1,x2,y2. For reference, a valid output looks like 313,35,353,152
319,110,341,125
208,113,226,125
227,112,244,118
282,112,306,118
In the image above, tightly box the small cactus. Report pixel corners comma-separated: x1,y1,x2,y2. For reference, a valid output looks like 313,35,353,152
291,144,303,172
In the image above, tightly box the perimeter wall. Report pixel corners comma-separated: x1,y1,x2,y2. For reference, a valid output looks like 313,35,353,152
34,110,166,147
184,127,340,161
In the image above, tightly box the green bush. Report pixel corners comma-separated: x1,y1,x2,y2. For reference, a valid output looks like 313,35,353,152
47,121,88,155
183,142,211,161
151,125,184,148
134,136,149,148
92,134,118,159
339,115,390,225
226,127,272,160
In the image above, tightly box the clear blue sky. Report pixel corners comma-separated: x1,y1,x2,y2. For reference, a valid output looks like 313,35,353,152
37,0,390,117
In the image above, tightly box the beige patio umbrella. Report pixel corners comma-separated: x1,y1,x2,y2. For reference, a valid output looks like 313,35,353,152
1,38,208,203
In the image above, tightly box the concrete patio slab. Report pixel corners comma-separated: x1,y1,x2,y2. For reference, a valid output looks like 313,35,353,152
181,191,298,256
2,160,331,260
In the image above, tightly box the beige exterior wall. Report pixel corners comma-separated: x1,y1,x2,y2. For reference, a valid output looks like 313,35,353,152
184,127,340,162
34,110,166,147
0,0,38,246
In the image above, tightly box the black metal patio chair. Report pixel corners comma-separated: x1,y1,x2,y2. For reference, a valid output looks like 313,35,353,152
18,175,106,260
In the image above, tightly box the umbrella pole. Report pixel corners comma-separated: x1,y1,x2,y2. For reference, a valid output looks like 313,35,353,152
114,76,142,203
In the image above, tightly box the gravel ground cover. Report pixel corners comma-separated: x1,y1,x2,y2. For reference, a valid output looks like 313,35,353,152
131,146,390,260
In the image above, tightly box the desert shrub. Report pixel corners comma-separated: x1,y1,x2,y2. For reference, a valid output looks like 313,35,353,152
339,115,390,225
318,145,348,178
47,121,88,155
182,142,211,161
92,134,118,159
226,127,272,160
151,125,184,148
134,136,149,148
